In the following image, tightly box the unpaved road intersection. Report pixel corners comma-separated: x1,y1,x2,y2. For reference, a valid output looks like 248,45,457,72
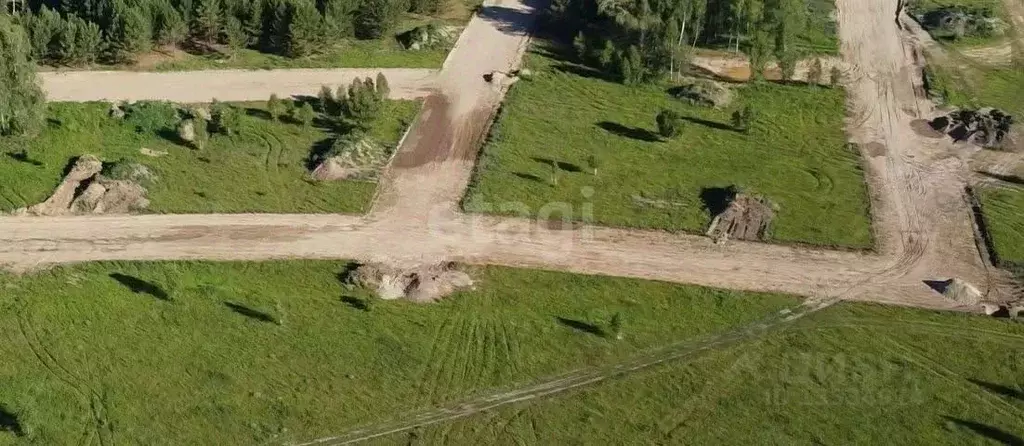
1,0,1017,313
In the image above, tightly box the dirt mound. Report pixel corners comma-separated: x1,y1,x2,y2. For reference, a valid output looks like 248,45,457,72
669,79,733,108
348,262,474,302
930,278,982,305
16,155,150,216
311,134,389,181
706,194,775,243
915,6,1007,40
930,108,1015,149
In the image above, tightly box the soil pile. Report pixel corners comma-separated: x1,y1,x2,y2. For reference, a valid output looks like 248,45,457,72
16,155,151,216
311,135,389,181
930,108,1015,149
706,194,775,243
349,262,474,302
934,278,982,305
915,7,1007,39
669,79,733,108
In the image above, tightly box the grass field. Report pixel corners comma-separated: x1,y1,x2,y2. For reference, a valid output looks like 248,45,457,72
382,303,1024,445
979,186,1024,271
464,46,873,248
926,59,1024,117
0,100,419,214
0,261,797,445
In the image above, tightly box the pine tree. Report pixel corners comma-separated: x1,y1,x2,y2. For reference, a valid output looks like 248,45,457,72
0,13,47,137
192,0,223,44
24,5,63,61
267,93,284,120
109,4,153,63
808,57,824,85
322,0,356,39
286,0,325,57
318,85,335,113
375,72,390,98
355,0,399,39
152,1,188,46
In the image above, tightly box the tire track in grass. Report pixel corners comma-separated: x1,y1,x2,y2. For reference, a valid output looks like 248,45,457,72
289,296,839,446
15,304,112,446
880,334,1024,420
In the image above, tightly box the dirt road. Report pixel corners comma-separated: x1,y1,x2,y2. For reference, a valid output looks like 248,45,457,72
1,0,1015,314
40,68,437,102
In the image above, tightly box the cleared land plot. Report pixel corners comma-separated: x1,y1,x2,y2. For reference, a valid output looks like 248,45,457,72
0,100,419,214
465,47,873,248
383,303,1024,445
979,186,1024,270
0,261,796,444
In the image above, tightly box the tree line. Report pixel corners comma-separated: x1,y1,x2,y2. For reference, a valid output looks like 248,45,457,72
9,0,447,65
552,0,818,84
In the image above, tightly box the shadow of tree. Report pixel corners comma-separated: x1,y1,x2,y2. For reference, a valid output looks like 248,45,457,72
224,302,279,324
532,157,582,173
968,379,1024,401
341,295,370,311
700,186,739,217
4,151,43,167
555,316,605,337
595,121,661,142
944,417,1024,446
680,115,739,132
513,172,544,182
109,273,171,301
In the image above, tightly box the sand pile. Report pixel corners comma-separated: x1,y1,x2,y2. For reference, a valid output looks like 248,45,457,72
706,194,776,243
15,155,150,216
348,262,474,302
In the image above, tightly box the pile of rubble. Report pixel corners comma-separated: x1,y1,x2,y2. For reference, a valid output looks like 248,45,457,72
706,193,776,243
929,108,1015,149
348,262,474,303
669,79,734,108
14,155,151,216
311,134,389,181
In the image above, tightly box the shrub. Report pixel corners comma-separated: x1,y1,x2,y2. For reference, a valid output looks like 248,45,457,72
318,85,335,113
267,94,284,120
731,105,757,133
808,58,824,85
177,119,196,144
123,101,180,134
656,109,683,139
340,77,383,128
829,66,843,87
375,72,390,98
211,102,243,135
103,160,158,187
355,0,400,39
295,102,316,126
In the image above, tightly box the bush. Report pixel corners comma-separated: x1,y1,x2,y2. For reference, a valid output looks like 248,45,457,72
267,93,284,120
103,160,158,187
656,109,683,139
211,101,243,135
295,102,316,126
318,85,335,113
123,101,180,134
340,77,384,128
375,72,390,98
355,0,400,39
731,105,757,133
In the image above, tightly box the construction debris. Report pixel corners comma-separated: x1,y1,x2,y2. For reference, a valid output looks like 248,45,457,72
14,155,151,216
348,262,474,302
929,108,1015,149
930,278,983,305
706,194,776,243
311,134,389,181
669,79,734,108
398,24,457,51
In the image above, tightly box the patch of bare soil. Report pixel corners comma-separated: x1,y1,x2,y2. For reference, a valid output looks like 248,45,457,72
865,142,889,157
132,45,192,70
691,55,843,83
910,119,945,138
348,262,474,302
15,155,149,216
706,194,775,243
